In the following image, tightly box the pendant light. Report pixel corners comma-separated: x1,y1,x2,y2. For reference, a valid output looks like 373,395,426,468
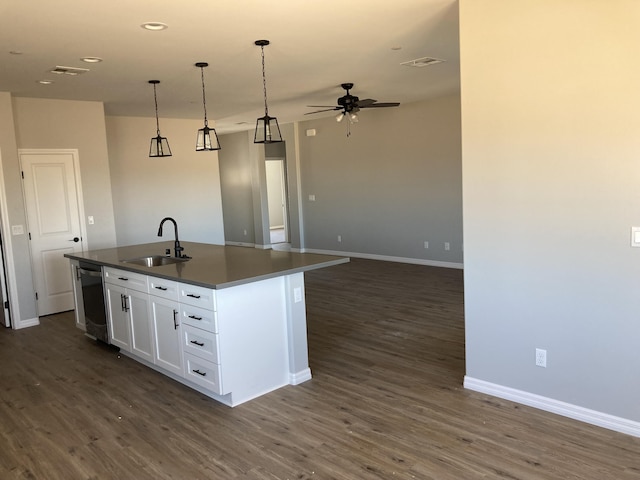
254,39,282,144
195,62,221,151
148,80,172,157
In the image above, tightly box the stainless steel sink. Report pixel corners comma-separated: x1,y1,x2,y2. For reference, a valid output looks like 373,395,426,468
122,255,189,267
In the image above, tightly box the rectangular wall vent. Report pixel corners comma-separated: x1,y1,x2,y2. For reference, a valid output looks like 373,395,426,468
400,57,444,68
49,65,90,76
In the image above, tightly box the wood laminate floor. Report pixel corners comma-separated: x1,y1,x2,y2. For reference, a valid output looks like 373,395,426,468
0,259,638,479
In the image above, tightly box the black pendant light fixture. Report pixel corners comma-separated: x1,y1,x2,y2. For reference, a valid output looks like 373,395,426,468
195,62,221,151
254,39,282,144
148,80,172,157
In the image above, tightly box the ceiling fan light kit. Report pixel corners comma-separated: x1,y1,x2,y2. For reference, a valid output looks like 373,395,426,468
148,80,172,157
254,39,282,144
195,62,221,151
305,82,399,136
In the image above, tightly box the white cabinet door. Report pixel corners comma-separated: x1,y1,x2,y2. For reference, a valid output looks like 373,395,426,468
128,289,153,363
151,296,183,376
105,283,130,351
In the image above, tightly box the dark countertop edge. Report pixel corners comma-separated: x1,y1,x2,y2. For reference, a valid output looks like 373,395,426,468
64,250,349,290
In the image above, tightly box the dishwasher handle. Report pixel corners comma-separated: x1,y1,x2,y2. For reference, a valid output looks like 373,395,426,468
78,267,102,277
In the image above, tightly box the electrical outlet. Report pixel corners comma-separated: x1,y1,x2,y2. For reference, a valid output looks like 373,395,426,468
337,235,342,243
535,348,547,368
88,215,95,225
424,241,429,249
444,242,450,251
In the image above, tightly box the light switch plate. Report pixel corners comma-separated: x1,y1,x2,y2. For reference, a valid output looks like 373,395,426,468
631,227,640,247
11,225,24,235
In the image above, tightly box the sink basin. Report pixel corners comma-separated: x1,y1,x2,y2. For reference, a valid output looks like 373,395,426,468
122,255,189,267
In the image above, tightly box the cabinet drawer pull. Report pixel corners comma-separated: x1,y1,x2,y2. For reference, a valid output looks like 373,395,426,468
186,293,201,299
154,286,168,291
118,277,128,281
188,315,203,321
192,369,207,377
190,340,205,347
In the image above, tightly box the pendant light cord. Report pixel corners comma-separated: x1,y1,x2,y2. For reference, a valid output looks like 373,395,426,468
153,83,161,136
200,66,209,127
261,45,269,116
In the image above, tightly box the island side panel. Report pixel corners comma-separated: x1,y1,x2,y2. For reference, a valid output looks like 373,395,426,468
216,276,291,406
285,272,311,384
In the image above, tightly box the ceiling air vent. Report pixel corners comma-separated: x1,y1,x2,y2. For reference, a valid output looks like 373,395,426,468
400,57,444,68
49,65,90,76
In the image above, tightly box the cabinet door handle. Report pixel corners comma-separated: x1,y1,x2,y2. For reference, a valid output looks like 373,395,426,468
188,315,202,321
173,309,179,330
186,294,201,299
154,286,168,291
120,293,125,311
192,369,206,377
190,340,205,347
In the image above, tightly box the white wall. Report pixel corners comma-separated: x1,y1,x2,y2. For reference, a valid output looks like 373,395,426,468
461,0,640,425
105,116,225,246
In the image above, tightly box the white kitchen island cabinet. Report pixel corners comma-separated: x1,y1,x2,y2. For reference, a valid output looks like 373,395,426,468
65,241,348,407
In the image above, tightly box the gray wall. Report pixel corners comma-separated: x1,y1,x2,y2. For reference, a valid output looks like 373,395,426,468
1,96,119,325
460,0,640,422
298,94,463,265
0,93,37,323
13,97,117,250
219,124,305,249
218,131,256,245
105,116,225,247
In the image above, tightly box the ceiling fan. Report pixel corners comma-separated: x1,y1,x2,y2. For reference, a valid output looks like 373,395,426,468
305,83,400,134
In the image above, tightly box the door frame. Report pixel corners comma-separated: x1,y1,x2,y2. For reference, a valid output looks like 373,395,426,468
0,149,22,328
19,148,88,317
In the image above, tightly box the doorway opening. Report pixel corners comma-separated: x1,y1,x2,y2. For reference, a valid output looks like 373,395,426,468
265,158,289,247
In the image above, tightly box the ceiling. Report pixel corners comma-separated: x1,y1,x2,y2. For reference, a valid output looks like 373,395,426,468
0,0,459,134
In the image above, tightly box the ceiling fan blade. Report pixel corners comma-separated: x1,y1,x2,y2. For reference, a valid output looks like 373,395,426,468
307,105,340,108
305,107,341,115
356,99,377,107
359,102,401,108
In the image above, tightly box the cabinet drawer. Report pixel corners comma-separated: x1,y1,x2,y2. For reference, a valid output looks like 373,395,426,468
179,283,216,310
182,325,219,364
180,304,217,333
148,277,179,301
104,267,148,292
184,353,223,394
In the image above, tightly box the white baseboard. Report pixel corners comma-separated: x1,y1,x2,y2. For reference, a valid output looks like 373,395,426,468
464,376,640,438
14,317,40,329
225,241,255,248
302,248,463,269
289,368,312,385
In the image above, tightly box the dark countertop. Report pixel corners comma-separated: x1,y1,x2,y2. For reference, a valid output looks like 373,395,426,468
64,241,349,289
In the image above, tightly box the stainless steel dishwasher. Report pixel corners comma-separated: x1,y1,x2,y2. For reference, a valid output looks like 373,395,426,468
78,261,109,343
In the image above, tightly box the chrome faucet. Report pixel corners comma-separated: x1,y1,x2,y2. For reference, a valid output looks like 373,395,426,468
157,217,188,258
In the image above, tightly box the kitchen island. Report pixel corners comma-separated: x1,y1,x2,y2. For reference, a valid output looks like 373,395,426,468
66,242,348,406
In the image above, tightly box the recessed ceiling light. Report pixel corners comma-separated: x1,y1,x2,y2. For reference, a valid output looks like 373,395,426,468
141,22,168,31
38,80,54,85
81,57,103,63
9,50,23,55
391,46,402,51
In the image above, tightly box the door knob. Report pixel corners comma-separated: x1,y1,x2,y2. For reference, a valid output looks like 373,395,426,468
69,237,80,242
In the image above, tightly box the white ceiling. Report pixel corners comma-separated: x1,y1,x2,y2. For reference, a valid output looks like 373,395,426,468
0,0,459,134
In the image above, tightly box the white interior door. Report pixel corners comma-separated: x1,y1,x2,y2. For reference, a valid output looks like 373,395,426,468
20,150,86,316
